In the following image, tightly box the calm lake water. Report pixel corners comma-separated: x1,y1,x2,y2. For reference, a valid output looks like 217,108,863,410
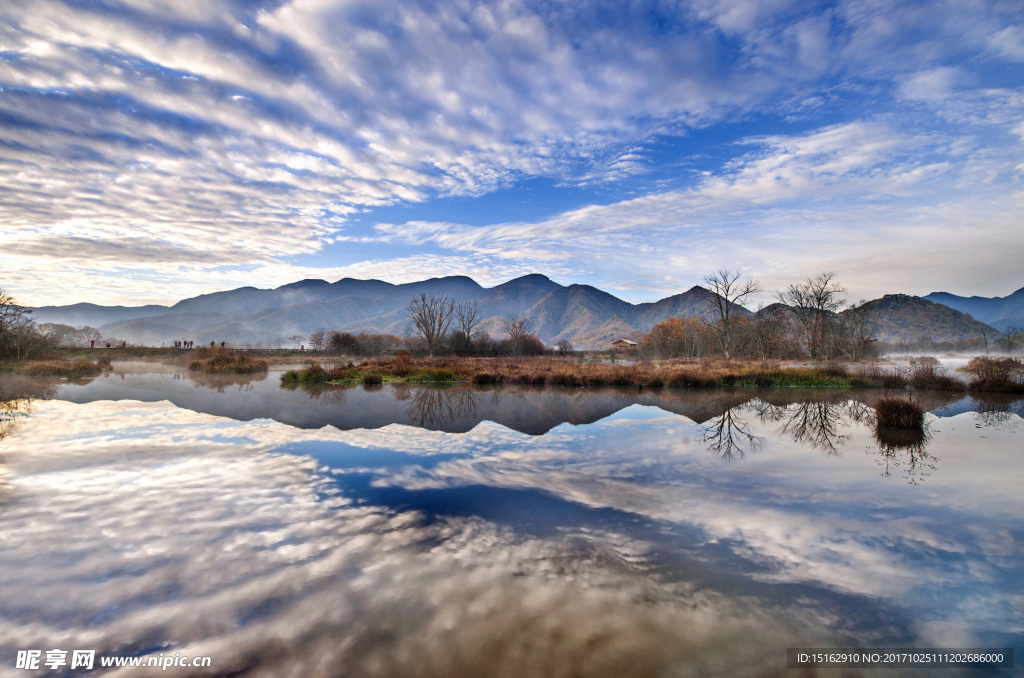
0,369,1021,677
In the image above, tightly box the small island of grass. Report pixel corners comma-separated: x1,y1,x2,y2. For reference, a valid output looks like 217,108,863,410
278,355,989,391
188,347,268,374
20,360,104,379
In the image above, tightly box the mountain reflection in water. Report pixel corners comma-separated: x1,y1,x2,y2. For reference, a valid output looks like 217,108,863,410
0,371,1021,677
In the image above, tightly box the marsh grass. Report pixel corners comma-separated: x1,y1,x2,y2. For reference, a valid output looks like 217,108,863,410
188,347,268,374
20,360,103,379
964,357,1024,393
279,355,1024,393
280,356,953,391
874,397,925,429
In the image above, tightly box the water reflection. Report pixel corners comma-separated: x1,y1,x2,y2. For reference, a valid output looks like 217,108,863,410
0,373,1021,677
190,371,267,393
699,405,763,461
780,399,871,454
407,387,479,429
0,376,58,442
873,426,937,484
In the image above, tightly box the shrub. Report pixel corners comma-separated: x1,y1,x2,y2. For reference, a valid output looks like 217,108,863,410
362,373,383,386
874,398,925,429
965,357,1024,393
907,362,963,391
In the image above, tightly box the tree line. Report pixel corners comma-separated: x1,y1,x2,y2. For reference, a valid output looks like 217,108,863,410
300,295,551,358
640,270,878,361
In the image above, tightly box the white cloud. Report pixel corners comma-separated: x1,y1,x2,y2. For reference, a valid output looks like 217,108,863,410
989,25,1024,61
1,0,1023,304
368,120,1024,300
900,67,962,102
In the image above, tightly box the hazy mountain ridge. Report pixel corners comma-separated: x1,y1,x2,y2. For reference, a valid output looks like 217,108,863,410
31,302,170,328
858,294,1002,344
923,287,1024,331
29,275,1010,349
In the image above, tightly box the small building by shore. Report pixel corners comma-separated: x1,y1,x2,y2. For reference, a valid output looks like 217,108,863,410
610,339,637,352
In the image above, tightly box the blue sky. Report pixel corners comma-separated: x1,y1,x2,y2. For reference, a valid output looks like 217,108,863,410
2,0,1023,307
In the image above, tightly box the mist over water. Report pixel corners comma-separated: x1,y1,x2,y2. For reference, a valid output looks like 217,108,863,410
0,371,1021,677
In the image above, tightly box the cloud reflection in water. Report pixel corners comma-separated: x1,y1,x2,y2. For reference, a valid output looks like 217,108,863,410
0,376,1021,676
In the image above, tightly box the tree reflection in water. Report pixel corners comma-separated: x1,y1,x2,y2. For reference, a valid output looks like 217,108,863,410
702,395,875,460
971,394,1023,427
699,402,763,461
408,387,479,429
872,426,936,485
0,377,60,498
777,398,871,455
1,377,59,442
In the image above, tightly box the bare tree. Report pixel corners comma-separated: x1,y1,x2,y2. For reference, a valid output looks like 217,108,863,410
308,328,327,352
501,314,529,340
555,338,575,357
840,300,877,361
778,272,845,359
406,293,456,356
1003,325,1022,354
451,301,482,354
700,269,762,360
501,314,530,357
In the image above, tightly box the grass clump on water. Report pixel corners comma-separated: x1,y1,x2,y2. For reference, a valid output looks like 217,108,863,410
20,360,103,379
874,397,925,429
189,347,268,374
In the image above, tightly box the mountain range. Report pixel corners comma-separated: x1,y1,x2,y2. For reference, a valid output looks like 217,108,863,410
30,275,1019,349
922,288,1024,331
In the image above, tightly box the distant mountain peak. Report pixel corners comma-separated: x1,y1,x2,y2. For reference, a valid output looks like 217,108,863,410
498,273,559,287
276,278,329,290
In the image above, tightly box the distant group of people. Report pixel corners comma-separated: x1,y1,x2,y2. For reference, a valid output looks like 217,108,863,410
169,340,226,348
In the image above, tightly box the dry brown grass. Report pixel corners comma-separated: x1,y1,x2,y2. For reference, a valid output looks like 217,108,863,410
188,347,268,374
964,357,1024,393
20,360,103,379
280,356,915,390
874,397,925,429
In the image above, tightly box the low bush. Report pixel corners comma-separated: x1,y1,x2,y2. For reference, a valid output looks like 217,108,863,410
965,357,1024,393
907,362,962,391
